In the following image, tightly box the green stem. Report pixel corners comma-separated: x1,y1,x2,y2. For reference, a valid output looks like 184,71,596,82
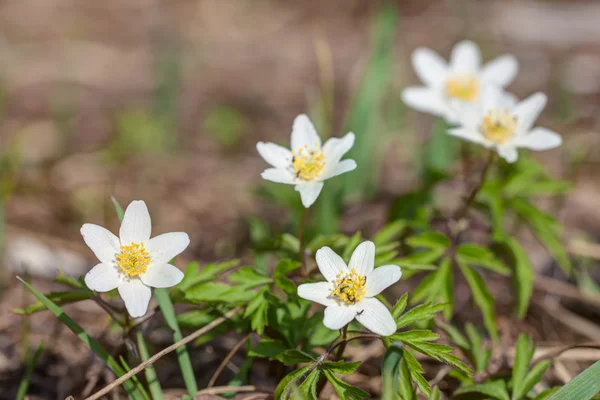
136,330,163,400
298,208,309,276
454,150,496,222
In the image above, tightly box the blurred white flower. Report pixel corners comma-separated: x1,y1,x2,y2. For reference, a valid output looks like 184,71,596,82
402,40,518,123
447,87,562,163
257,114,356,208
81,200,189,317
297,241,401,336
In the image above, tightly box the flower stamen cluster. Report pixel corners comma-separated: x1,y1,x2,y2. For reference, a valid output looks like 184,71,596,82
116,242,151,277
445,74,480,102
292,143,326,181
331,268,366,304
481,109,518,144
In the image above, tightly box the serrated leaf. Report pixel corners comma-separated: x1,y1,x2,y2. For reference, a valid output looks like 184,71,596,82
323,368,370,400
398,356,417,400
176,260,240,292
249,339,289,359
274,259,301,297
512,333,534,400
428,386,441,400
403,348,430,396
406,231,451,250
391,293,409,319
275,365,313,400
455,380,510,400
404,340,471,376
391,330,439,343
456,243,511,276
548,360,600,400
457,260,498,342
324,361,361,374
185,282,254,304
374,220,408,246
438,322,470,350
465,323,491,373
228,266,273,288
277,349,316,366
299,368,321,399
517,360,551,399
499,239,534,319
382,343,403,400
396,302,447,329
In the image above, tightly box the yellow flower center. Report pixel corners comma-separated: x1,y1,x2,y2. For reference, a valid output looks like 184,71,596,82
481,109,518,144
331,268,366,305
292,143,326,181
445,75,480,102
116,242,150,277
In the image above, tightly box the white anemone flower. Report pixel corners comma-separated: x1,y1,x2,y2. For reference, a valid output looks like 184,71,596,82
257,114,357,208
297,241,401,336
402,40,518,123
448,87,562,163
81,200,189,317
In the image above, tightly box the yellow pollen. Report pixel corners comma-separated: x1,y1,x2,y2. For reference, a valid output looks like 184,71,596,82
292,142,326,181
116,242,150,277
445,75,480,102
331,268,366,305
481,109,518,144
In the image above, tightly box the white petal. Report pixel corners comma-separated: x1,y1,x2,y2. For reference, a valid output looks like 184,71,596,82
401,87,446,116
450,40,481,74
295,181,324,208
322,133,355,164
315,246,348,282
297,282,337,306
496,146,518,163
412,47,449,87
450,101,481,128
148,232,190,265
479,85,505,114
118,279,152,318
85,263,121,292
120,200,152,246
349,241,375,276
80,223,120,265
447,128,486,146
256,142,293,169
512,92,547,134
320,159,357,180
140,263,184,288
355,298,397,336
323,305,356,330
291,114,321,151
513,127,562,151
261,168,296,184
365,265,402,297
481,55,518,87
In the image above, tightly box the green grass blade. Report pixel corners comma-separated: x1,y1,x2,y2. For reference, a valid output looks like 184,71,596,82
16,342,43,400
111,195,125,221
155,288,198,396
548,361,600,400
18,277,146,400
137,330,163,400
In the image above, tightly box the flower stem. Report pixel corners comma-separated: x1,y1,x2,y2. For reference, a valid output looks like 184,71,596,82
298,207,309,276
454,150,496,222
334,325,349,360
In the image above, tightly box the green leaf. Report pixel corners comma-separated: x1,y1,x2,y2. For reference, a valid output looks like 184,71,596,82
13,290,93,315
403,349,429,396
374,220,408,246
391,293,409,319
227,266,273,288
111,195,125,221
500,239,534,319
299,368,321,399
249,339,289,359
382,343,403,400
398,356,417,400
396,302,447,329
323,368,370,400
324,361,361,375
534,387,560,400
275,365,312,400
243,287,270,334
518,360,551,399
175,260,240,293
437,257,454,319
16,342,43,400
428,386,441,400
155,288,198,396
465,323,491,373
457,260,498,342
456,243,512,276
136,331,163,400
343,232,362,262
406,231,451,250
403,339,471,376
391,330,440,343
276,349,316,366
455,380,510,400
54,270,86,289
512,333,534,400
274,259,301,297
438,322,470,351
185,282,255,304
17,277,145,399
548,360,600,400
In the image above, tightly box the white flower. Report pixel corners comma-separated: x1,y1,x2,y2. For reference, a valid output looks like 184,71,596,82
81,200,189,318
447,87,562,163
297,241,401,336
257,114,357,208
402,40,518,123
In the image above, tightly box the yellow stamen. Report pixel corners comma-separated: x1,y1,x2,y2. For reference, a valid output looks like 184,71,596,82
445,75,479,102
292,142,325,181
481,109,518,144
331,268,366,304
116,242,150,277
